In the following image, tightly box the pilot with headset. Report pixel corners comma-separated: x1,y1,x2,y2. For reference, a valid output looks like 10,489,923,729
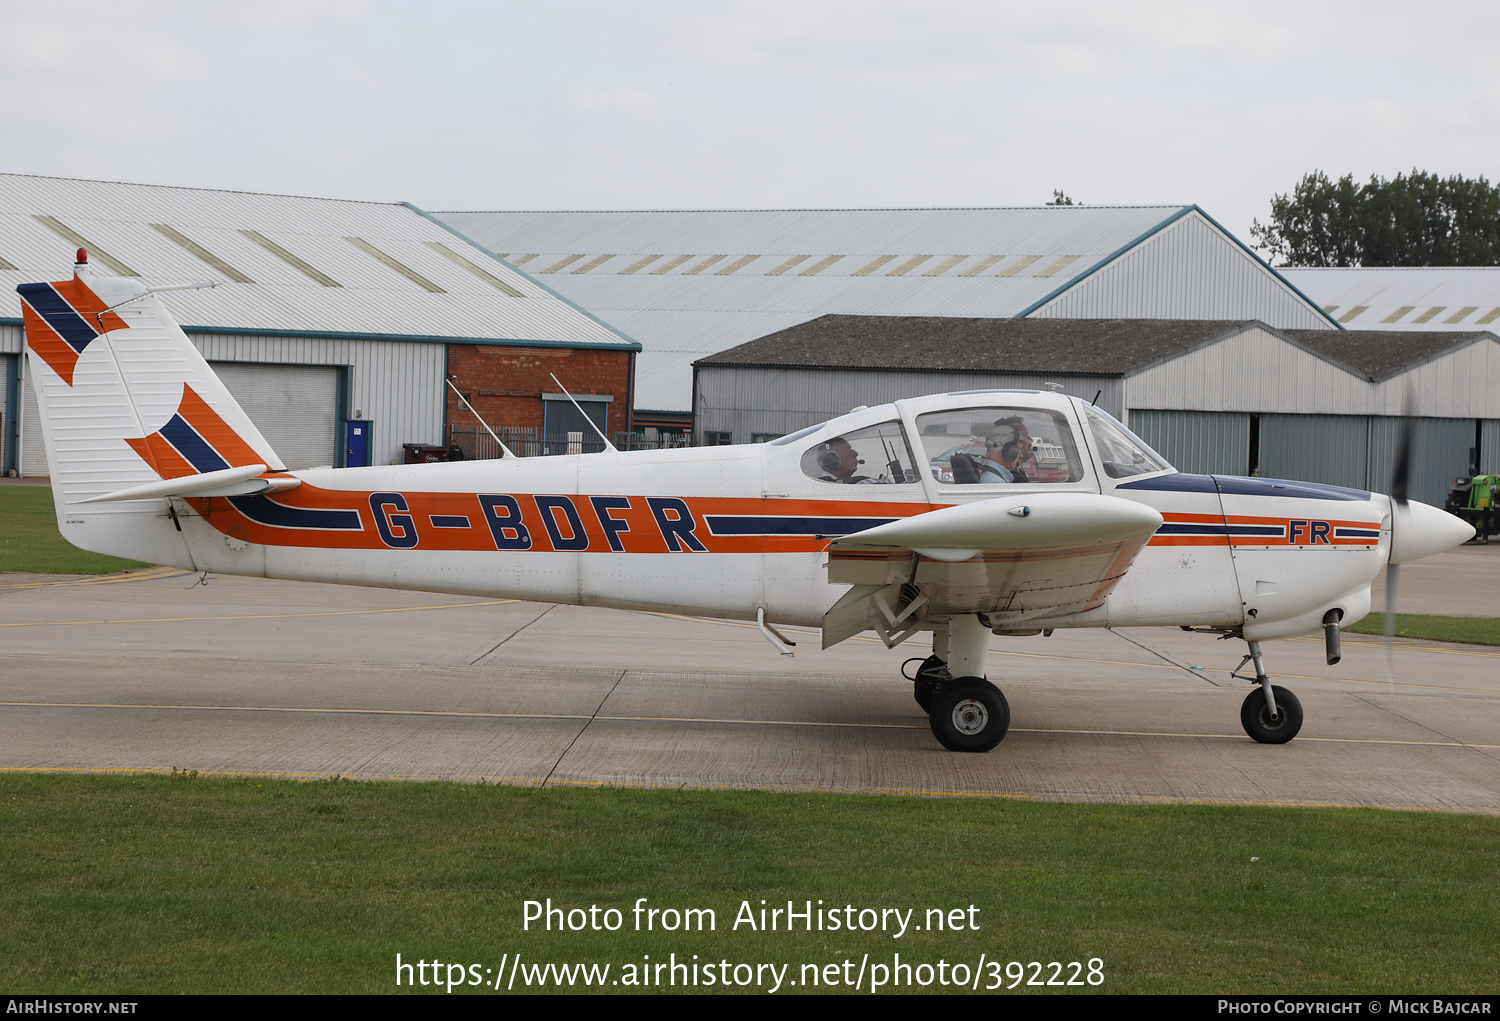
818,437,870,483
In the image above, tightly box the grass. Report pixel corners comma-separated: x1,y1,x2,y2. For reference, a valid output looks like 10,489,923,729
1,773,1496,994
1345,613,1500,646
0,485,149,574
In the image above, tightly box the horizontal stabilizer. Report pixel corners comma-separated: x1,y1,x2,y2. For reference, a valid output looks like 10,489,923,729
78,464,301,503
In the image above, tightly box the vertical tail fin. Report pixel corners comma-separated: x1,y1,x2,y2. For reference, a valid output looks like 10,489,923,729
18,253,284,564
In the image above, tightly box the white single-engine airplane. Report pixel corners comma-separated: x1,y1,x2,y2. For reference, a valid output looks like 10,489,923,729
19,254,1476,752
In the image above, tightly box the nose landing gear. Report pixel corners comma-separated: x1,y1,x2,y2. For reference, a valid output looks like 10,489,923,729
1233,641,1304,744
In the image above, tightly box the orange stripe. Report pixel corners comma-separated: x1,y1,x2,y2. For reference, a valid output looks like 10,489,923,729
178,385,263,467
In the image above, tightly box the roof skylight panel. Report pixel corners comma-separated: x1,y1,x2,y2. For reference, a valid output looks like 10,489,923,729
715,255,759,275
852,256,896,276
423,241,526,296
239,230,341,287
997,255,1042,277
1477,308,1500,325
1444,306,1479,324
1337,305,1368,323
958,255,1004,277
1381,306,1414,322
150,224,254,283
345,237,445,293
572,255,616,274
799,255,844,276
33,215,139,276
650,255,694,275
683,255,728,275
510,254,539,266
1033,255,1083,277
1412,306,1445,323
0,252,15,271
619,255,664,274
766,255,811,276
886,255,932,276
540,254,585,273
922,255,968,277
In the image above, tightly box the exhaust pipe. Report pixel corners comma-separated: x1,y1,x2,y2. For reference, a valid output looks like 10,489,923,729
1323,608,1343,665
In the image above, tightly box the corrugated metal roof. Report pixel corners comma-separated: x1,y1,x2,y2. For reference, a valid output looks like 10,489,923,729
1281,267,1500,330
434,205,1324,411
0,174,636,349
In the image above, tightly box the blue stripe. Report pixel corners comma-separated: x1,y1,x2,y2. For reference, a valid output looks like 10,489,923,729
228,496,363,530
1335,528,1381,538
704,515,896,536
429,515,471,528
1212,476,1370,501
1119,473,1370,501
159,415,229,473
17,282,97,353
1157,523,1285,537
1117,473,1219,494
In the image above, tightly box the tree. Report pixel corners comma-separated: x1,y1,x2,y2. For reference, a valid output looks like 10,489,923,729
1046,190,1077,206
1250,170,1500,267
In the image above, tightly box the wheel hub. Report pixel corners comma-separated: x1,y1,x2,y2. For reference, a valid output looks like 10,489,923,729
950,698,989,735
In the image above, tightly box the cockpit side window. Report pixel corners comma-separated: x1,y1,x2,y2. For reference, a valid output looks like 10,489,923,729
801,420,919,485
1083,405,1172,478
915,407,1084,485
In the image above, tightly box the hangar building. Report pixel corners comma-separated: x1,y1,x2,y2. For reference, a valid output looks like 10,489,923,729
1280,267,1500,330
694,316,1500,507
0,174,639,476
434,205,1339,428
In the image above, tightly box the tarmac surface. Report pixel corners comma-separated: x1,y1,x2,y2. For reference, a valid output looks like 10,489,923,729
3,544,1498,813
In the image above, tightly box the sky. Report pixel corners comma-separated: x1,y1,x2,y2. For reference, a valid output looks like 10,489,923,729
3,0,1497,247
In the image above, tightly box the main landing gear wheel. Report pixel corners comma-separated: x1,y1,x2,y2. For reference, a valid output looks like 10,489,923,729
903,655,951,712
929,678,1010,752
1240,686,1303,744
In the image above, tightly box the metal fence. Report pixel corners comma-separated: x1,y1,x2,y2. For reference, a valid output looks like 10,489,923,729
448,426,695,460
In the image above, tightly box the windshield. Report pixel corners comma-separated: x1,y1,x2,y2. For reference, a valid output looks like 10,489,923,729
1083,405,1172,479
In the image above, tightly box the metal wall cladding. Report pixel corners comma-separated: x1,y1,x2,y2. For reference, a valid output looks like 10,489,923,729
1366,417,1474,508
0,352,11,472
1127,325,1372,414
1281,267,1500,331
1388,338,1500,418
697,365,1123,442
0,173,634,349
1128,410,1250,476
1249,414,1470,506
1033,214,1331,330
1483,420,1500,474
1259,414,1371,491
193,333,446,466
0,321,19,354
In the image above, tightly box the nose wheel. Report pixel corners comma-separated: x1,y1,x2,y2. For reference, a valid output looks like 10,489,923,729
1233,641,1304,744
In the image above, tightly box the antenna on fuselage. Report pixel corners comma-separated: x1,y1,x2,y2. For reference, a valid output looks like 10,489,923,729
446,378,517,459
549,374,618,453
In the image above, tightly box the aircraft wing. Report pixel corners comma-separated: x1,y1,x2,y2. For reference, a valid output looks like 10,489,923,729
822,493,1163,648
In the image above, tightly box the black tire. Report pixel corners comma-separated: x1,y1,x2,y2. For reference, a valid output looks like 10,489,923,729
1240,685,1303,744
908,655,950,712
929,678,1010,752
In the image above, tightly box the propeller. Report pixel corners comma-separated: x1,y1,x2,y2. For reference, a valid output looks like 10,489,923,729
1385,387,1415,675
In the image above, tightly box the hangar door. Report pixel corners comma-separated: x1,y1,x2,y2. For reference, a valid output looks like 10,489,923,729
211,363,341,470
16,361,342,475
1127,410,1250,476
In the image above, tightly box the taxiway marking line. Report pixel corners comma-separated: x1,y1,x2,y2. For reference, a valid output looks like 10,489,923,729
4,700,1498,749
0,599,520,627
1,765,1494,816
0,567,188,591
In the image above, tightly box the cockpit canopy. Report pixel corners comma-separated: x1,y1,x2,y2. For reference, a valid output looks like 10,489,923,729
785,391,1172,490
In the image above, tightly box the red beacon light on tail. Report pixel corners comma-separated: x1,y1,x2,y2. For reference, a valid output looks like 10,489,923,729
76,248,87,264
